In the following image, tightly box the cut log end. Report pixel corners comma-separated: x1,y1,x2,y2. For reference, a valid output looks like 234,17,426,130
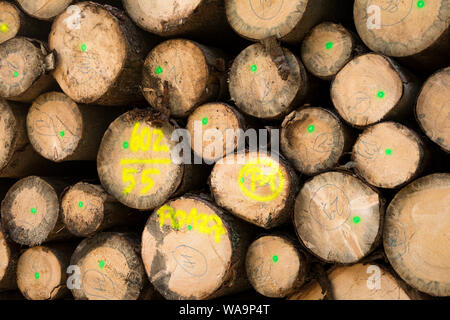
353,122,424,189
0,2,20,44
294,171,383,264
0,223,18,292
0,99,18,171
384,173,450,297
16,0,73,20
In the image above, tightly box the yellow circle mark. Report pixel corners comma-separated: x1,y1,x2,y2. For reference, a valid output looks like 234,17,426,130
238,157,285,202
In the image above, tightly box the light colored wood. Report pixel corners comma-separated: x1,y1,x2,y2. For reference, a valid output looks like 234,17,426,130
416,67,450,152
16,0,73,20
141,195,252,299
210,151,299,229
384,173,450,297
0,222,19,292
353,122,425,189
70,232,146,300
293,171,383,264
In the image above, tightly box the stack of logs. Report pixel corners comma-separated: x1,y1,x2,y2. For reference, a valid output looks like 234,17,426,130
0,0,449,300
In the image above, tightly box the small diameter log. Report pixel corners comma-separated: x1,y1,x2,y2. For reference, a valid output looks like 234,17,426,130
301,22,361,80
354,0,449,71
141,195,252,299
293,171,384,264
123,0,231,39
1,176,72,246
289,263,416,300
225,0,340,43
229,43,308,120
0,222,19,292
331,53,420,128
186,102,246,164
0,37,55,103
384,173,450,297
16,0,73,20
281,106,352,176
61,182,139,237
141,39,228,118
416,67,450,152
210,151,299,229
97,108,205,210
0,1,49,44
16,244,73,300
70,232,146,300
245,234,307,298
26,92,124,162
353,122,426,189
49,1,151,106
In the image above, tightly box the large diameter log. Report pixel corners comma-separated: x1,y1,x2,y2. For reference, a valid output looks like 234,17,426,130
354,0,449,71
141,39,228,118
293,171,384,264
97,108,206,210
70,232,146,300
281,106,353,175
26,92,125,162
353,122,426,189
141,195,253,299
16,244,73,300
301,22,362,80
16,0,73,20
49,1,151,106
186,102,246,164
331,53,420,128
225,0,340,43
0,222,19,292
384,173,450,297
245,234,307,298
210,151,299,229
1,176,72,246
289,263,418,300
0,37,55,103
416,67,450,152
61,182,141,237
123,0,231,39
229,43,308,120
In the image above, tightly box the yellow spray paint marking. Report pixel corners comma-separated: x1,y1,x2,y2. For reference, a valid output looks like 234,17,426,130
238,157,285,202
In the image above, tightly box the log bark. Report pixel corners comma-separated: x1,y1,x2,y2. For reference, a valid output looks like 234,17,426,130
16,243,74,300
0,37,56,103
245,233,307,298
293,171,384,264
141,194,254,299
16,0,74,20
49,1,152,105
0,221,19,292
210,150,299,229
384,173,450,297
415,67,450,153
97,108,207,210
281,106,354,176
26,92,126,162
61,182,141,237
141,39,228,118
1,176,73,246
70,232,146,300
229,42,308,120
354,0,449,72
330,53,420,128
352,121,426,189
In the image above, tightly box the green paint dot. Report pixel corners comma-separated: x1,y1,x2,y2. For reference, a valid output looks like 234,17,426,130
123,141,129,149
250,64,257,73
155,66,163,75
0,24,8,33
99,260,105,269
78,201,84,208
13,71,18,78
325,42,333,50
385,148,393,155
307,124,315,133
31,208,37,214
202,117,208,125
187,225,192,230
272,255,278,263
80,44,87,52
377,91,385,98
240,177,245,183
352,216,361,224
417,0,425,8
59,131,65,137
34,272,40,280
